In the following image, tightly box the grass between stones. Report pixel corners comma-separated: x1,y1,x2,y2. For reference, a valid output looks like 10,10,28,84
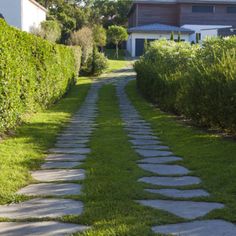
76,84,180,236
105,49,128,73
0,78,91,205
126,80,236,223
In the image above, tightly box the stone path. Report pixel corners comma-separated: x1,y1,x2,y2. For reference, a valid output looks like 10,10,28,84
116,79,236,235
0,83,101,235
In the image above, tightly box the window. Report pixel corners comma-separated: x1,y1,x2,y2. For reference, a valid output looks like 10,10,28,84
192,5,214,13
227,6,236,13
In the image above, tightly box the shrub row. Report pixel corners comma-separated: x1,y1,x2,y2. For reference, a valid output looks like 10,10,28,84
135,38,236,134
0,19,81,132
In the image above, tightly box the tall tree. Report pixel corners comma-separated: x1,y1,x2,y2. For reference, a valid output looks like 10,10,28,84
107,25,128,58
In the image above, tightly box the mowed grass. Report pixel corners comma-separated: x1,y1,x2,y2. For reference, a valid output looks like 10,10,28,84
105,49,128,73
76,85,180,236
126,80,236,223
0,78,91,205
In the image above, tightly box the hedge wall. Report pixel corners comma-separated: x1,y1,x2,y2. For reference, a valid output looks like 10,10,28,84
0,19,81,132
135,38,236,134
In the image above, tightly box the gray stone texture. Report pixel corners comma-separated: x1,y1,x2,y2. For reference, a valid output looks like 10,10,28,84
137,200,224,219
49,148,90,154
152,220,236,236
139,176,201,187
18,183,82,196
138,157,182,164
45,154,86,162
138,164,190,176
145,188,210,198
32,169,85,182
130,139,161,145
41,161,82,169
0,221,89,236
136,149,173,157
134,145,169,150
0,198,84,219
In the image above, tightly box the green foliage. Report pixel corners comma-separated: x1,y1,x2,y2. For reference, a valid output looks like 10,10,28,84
0,19,81,133
82,46,108,75
170,32,174,41
31,20,61,43
93,25,107,49
135,37,236,134
107,25,128,58
177,31,181,42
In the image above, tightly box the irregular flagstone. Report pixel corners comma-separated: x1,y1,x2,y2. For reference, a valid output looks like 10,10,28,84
18,183,82,196
41,161,82,169
55,143,87,148
128,134,159,140
49,148,91,154
139,176,201,187
138,164,190,176
134,145,169,150
152,220,236,235
130,130,154,135
32,169,85,182
0,198,84,219
45,154,86,162
137,200,224,219
136,149,173,157
57,136,89,141
0,221,89,236
138,157,183,164
145,188,210,198
130,139,161,145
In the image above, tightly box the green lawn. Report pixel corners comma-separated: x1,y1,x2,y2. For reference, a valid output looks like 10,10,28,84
76,85,179,236
0,78,91,205
126,80,236,223
105,49,129,73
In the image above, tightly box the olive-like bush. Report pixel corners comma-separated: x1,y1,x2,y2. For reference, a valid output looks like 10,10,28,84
0,19,81,132
135,38,236,134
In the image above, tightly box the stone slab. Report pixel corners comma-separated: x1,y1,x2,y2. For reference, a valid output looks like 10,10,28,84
138,164,190,176
152,220,236,235
134,145,169,150
18,183,82,196
0,198,84,219
128,134,159,140
130,139,161,145
137,200,224,219
136,149,173,157
32,169,85,182
138,157,183,164
139,176,201,187
55,143,87,148
129,131,154,135
0,221,89,236
41,161,82,169
57,137,89,141
49,148,91,154
46,154,86,162
145,188,210,198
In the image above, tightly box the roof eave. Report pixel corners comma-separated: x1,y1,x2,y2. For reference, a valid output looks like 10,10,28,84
128,29,194,34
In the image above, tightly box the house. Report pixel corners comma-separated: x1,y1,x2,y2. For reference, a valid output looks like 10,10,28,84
0,0,47,32
127,0,236,57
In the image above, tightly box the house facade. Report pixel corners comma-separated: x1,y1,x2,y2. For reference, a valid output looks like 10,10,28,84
128,0,236,57
0,0,47,32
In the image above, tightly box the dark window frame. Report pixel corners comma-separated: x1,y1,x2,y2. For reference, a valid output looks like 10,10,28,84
192,5,215,13
227,6,236,14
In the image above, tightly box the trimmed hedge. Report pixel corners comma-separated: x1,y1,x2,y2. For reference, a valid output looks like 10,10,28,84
0,19,81,132
135,38,236,134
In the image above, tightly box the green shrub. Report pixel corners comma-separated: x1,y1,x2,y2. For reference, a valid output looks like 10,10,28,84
0,19,81,133
82,47,108,76
135,37,236,134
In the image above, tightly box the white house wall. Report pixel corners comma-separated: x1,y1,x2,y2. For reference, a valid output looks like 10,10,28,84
22,0,46,32
128,32,190,57
0,0,22,29
182,24,232,43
